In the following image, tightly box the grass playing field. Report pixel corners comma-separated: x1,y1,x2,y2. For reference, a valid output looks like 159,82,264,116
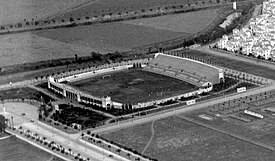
70,68,196,104
0,135,64,161
101,116,275,161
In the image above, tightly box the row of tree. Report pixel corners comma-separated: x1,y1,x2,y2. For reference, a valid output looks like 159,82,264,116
85,132,157,161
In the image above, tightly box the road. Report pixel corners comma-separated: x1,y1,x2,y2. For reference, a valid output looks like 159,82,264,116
0,102,130,161
91,83,275,134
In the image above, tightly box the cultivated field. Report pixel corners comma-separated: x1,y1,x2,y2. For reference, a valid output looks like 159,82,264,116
0,0,91,25
53,0,219,21
70,69,196,104
123,9,219,34
0,135,63,161
101,116,275,161
0,33,91,67
34,22,190,54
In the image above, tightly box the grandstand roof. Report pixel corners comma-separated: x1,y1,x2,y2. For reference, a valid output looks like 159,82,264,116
148,53,223,85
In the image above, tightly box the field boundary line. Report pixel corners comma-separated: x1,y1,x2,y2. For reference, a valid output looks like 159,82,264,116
141,120,155,154
177,115,275,151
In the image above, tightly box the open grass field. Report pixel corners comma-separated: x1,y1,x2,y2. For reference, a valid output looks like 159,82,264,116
101,116,275,161
123,8,219,34
0,0,91,25
181,100,275,154
34,21,190,54
0,135,64,161
70,68,196,104
0,33,91,67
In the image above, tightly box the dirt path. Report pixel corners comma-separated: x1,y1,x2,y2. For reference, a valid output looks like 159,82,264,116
141,120,155,154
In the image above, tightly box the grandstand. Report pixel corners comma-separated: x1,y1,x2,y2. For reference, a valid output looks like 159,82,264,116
47,56,224,109
143,53,224,89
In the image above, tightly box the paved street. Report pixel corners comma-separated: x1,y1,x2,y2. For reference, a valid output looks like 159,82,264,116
0,102,129,161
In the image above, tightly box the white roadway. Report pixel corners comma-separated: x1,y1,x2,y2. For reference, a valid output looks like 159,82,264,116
0,103,129,161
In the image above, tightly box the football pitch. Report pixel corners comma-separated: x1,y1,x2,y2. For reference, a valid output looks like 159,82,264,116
70,68,196,104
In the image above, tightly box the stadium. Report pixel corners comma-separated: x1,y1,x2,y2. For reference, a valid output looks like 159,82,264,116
47,53,224,109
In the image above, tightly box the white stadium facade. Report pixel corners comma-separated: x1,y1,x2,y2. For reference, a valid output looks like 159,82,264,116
48,53,224,109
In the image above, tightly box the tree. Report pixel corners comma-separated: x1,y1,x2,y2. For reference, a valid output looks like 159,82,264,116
75,54,78,62
97,140,102,146
69,17,74,22
127,153,131,159
17,23,22,28
0,115,6,133
116,148,121,154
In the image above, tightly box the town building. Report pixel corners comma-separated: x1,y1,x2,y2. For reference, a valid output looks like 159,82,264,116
217,0,275,60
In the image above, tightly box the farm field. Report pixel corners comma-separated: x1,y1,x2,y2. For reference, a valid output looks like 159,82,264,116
34,22,190,54
35,8,220,54
52,0,221,21
123,8,219,34
0,0,91,25
0,135,64,161
0,33,91,67
101,116,275,161
70,68,196,104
